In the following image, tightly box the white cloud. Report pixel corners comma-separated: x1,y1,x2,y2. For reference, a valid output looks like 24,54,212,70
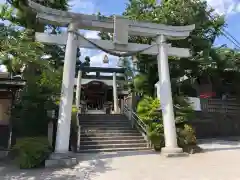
0,0,7,4
69,0,97,14
206,0,240,15
79,31,101,61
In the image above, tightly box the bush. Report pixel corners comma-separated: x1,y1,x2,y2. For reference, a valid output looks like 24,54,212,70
147,123,164,151
136,96,161,124
70,105,79,152
137,96,199,153
177,124,197,147
12,137,52,169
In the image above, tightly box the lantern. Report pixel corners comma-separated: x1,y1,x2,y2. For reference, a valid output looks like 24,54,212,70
132,55,138,64
103,54,109,64
117,58,124,67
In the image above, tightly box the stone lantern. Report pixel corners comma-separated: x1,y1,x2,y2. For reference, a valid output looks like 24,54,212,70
132,55,138,64
117,58,124,67
103,54,109,64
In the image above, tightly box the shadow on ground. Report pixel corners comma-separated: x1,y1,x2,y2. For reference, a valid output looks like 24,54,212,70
0,150,157,180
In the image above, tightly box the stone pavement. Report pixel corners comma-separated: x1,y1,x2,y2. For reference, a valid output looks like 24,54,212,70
1,139,240,180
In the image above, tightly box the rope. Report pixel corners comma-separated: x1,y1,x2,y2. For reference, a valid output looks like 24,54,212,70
68,30,161,57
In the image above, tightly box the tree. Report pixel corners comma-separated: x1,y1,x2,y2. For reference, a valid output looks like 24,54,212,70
0,24,48,76
122,0,225,95
0,0,68,31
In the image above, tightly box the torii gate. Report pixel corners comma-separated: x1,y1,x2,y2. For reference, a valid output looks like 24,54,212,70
28,1,195,156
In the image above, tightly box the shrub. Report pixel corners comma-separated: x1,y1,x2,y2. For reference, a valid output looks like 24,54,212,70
70,105,79,152
147,123,164,151
177,124,197,147
137,95,198,152
136,95,162,124
12,137,52,169
71,105,79,133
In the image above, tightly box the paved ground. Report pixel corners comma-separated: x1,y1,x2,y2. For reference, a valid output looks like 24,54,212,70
1,139,240,180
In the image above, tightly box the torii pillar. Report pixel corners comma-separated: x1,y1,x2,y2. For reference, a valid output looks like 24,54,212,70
156,35,182,155
55,23,78,154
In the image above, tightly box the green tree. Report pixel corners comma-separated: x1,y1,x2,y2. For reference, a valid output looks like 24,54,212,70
1,0,68,30
123,0,225,95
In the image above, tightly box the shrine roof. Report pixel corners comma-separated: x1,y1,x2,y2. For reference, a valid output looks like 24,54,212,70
0,73,26,89
79,66,125,73
82,74,125,80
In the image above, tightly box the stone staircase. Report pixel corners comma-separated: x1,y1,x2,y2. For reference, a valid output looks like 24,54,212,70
78,114,150,153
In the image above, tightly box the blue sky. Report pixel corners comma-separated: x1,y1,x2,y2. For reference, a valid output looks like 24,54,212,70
69,0,240,47
69,0,240,67
1,0,240,71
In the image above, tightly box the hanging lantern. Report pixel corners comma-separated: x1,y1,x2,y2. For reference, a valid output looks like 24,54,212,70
132,55,138,64
117,58,124,67
103,54,109,64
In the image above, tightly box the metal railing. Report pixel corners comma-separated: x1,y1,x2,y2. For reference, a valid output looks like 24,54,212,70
123,105,151,147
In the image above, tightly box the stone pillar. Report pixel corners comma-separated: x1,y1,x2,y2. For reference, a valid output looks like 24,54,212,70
156,82,160,100
113,72,118,114
55,23,78,154
156,35,183,155
120,98,124,114
48,121,53,147
76,70,82,109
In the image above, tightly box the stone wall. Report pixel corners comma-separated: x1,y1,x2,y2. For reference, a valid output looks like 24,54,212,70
190,112,240,139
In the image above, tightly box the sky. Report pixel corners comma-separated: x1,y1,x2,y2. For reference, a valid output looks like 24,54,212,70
1,0,240,72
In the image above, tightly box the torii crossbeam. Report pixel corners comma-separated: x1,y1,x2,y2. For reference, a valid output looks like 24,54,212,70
27,1,195,157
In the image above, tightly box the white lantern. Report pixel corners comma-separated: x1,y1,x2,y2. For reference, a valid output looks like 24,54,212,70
132,55,138,64
103,54,109,64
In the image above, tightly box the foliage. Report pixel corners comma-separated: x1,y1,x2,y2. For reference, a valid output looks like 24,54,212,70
174,95,195,123
71,105,79,133
1,0,68,30
147,122,164,151
177,124,197,147
136,95,161,124
69,105,79,152
0,24,48,75
12,137,52,169
120,0,226,96
137,95,196,151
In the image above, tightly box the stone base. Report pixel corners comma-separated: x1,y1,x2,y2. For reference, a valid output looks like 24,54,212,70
45,152,78,168
0,150,8,159
161,147,189,158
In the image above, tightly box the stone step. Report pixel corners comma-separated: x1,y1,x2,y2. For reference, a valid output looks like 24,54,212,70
78,114,127,121
81,139,146,145
81,132,141,137
78,147,150,153
81,135,144,141
81,125,132,129
80,121,130,125
80,143,148,150
81,129,139,134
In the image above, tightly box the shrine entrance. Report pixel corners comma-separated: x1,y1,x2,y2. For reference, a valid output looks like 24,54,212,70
75,66,125,114
82,81,108,110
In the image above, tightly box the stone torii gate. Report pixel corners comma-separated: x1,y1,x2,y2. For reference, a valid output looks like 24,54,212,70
28,1,195,157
